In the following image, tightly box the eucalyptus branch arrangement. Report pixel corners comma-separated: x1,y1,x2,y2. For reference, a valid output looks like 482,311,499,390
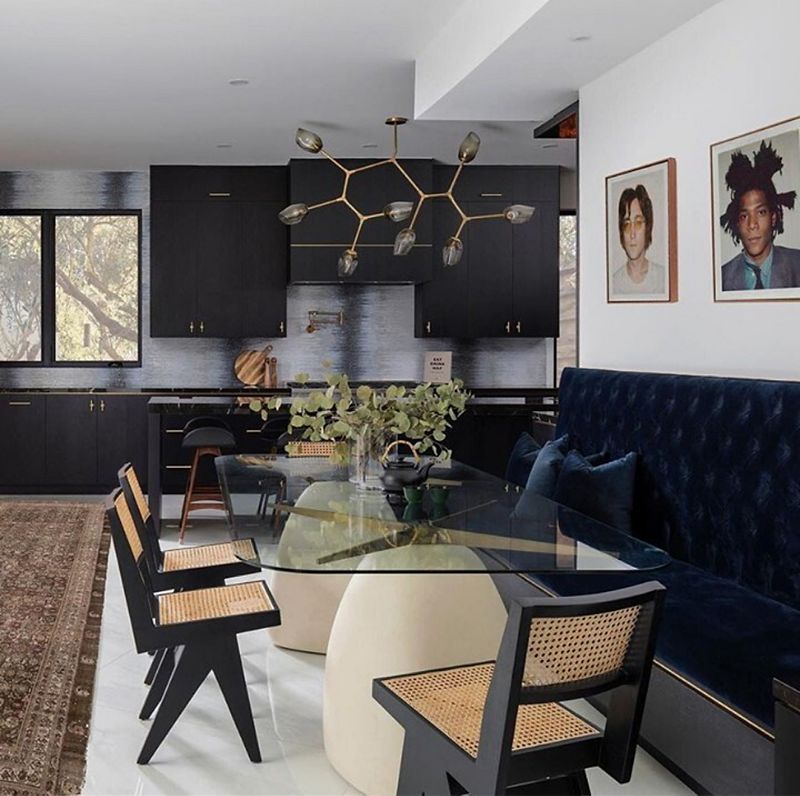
249,372,471,459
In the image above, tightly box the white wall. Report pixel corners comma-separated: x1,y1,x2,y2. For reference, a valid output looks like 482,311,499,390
578,0,800,379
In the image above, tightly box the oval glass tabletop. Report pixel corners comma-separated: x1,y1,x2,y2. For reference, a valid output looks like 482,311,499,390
214,454,670,575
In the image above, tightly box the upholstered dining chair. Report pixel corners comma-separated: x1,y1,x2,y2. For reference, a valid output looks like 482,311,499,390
106,488,281,764
373,582,665,795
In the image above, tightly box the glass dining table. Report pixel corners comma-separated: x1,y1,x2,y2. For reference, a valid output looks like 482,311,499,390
215,453,669,796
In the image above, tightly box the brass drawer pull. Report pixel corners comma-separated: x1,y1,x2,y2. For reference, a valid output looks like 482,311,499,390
165,464,192,470
480,192,503,197
8,400,31,406
165,429,184,434
208,192,231,197
245,429,262,434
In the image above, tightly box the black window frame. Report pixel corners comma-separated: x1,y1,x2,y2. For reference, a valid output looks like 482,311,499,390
0,209,142,368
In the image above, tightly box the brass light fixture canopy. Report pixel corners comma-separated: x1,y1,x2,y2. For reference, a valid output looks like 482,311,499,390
279,116,536,273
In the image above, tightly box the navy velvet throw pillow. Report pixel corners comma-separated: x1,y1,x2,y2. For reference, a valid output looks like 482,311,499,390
524,434,571,497
552,449,638,533
505,432,542,486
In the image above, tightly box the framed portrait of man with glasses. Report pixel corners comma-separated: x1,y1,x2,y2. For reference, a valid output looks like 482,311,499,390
711,116,800,301
605,158,677,303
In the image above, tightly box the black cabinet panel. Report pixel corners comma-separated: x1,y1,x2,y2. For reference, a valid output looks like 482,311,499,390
45,395,98,485
0,396,45,487
150,201,197,337
151,166,286,202
288,158,433,283
150,166,288,338
97,396,149,489
416,165,559,339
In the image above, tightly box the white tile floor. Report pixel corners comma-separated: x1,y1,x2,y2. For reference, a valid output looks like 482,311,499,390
82,497,693,796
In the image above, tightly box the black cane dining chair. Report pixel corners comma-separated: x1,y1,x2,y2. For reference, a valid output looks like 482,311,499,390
119,462,259,591
106,488,281,764
179,416,236,543
373,582,665,795
118,462,262,702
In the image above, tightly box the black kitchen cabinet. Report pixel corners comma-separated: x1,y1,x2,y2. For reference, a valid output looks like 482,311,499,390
150,166,288,338
0,395,46,486
38,394,148,490
416,166,560,339
287,158,433,283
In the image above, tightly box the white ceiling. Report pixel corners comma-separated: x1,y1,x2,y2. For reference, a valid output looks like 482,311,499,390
0,0,718,171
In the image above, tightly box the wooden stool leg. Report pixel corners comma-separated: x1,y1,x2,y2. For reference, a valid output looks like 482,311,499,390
178,449,201,543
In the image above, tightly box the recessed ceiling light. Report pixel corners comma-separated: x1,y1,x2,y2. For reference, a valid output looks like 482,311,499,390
542,143,558,149
570,35,591,43
228,78,250,86
216,143,233,149
362,143,378,149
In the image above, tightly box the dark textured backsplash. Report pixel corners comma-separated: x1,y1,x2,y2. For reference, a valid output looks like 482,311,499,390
0,170,553,388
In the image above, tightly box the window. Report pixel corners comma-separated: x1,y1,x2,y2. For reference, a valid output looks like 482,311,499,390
0,211,140,366
0,216,42,361
557,213,577,381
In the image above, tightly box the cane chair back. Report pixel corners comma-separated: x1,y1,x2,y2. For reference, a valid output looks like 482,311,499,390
118,462,164,572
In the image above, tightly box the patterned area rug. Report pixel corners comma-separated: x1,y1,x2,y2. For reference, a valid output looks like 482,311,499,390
0,502,109,795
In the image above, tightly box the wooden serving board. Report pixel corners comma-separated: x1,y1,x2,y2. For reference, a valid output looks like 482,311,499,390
234,345,273,386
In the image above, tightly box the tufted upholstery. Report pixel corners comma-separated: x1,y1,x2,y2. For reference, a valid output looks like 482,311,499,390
556,367,800,611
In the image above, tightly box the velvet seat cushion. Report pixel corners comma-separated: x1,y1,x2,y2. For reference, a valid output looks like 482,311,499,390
532,561,800,731
504,432,542,487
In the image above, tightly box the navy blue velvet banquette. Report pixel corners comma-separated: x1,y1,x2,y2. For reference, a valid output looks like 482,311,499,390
533,367,800,733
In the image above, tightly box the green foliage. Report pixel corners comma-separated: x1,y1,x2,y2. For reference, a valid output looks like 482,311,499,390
251,372,471,459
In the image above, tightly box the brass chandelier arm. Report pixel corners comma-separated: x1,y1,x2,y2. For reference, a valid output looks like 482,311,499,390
392,161,426,197
321,149,348,173
447,163,465,194
350,211,385,249
308,197,343,212
349,158,394,176
465,211,508,223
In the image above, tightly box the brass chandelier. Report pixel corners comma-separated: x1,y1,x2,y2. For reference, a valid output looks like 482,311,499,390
278,116,535,276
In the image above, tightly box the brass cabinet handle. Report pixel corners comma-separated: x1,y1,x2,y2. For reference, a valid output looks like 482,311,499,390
189,320,195,334
279,321,285,334
8,400,31,406
165,464,192,470
199,320,204,334
245,428,262,434
165,428,184,434
208,192,231,197
100,399,106,412
89,399,95,412
505,321,511,334
516,321,521,334
425,321,431,334
480,192,503,197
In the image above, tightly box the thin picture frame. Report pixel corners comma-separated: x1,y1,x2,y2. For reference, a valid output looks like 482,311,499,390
605,158,677,304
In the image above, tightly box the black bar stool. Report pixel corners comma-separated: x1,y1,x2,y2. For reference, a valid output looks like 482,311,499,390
179,417,235,543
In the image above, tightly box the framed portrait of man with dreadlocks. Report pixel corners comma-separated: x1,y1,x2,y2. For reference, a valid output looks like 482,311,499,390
712,117,800,301
605,158,677,303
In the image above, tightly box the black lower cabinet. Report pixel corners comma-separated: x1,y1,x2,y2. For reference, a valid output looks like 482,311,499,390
45,395,99,486
0,395,46,486
97,396,150,488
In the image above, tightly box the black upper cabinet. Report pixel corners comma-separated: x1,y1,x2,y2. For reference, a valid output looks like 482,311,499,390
416,165,560,339
288,158,433,283
150,166,287,338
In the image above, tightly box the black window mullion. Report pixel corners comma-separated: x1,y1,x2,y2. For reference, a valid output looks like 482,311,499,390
40,212,56,366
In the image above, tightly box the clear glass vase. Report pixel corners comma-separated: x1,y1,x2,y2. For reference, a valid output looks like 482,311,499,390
348,428,386,489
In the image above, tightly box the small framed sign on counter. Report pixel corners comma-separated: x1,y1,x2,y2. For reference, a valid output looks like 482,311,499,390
423,351,452,383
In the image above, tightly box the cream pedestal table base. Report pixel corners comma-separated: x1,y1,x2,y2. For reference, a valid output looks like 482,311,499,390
323,546,508,795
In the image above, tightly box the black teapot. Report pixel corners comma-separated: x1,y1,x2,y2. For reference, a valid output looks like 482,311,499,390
379,440,435,493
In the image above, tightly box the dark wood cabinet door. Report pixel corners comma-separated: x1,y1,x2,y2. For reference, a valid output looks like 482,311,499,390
465,201,513,337
0,396,46,487
45,396,98,485
150,200,198,337
239,201,287,338
512,199,559,338
415,199,469,337
194,201,242,337
97,396,149,488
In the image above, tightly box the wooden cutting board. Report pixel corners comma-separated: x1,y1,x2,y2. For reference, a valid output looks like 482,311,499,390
234,345,273,386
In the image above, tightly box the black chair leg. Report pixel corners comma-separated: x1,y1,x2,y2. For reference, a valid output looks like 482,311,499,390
567,771,591,795
139,647,176,720
144,647,166,686
210,635,261,763
396,736,451,795
137,643,212,764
